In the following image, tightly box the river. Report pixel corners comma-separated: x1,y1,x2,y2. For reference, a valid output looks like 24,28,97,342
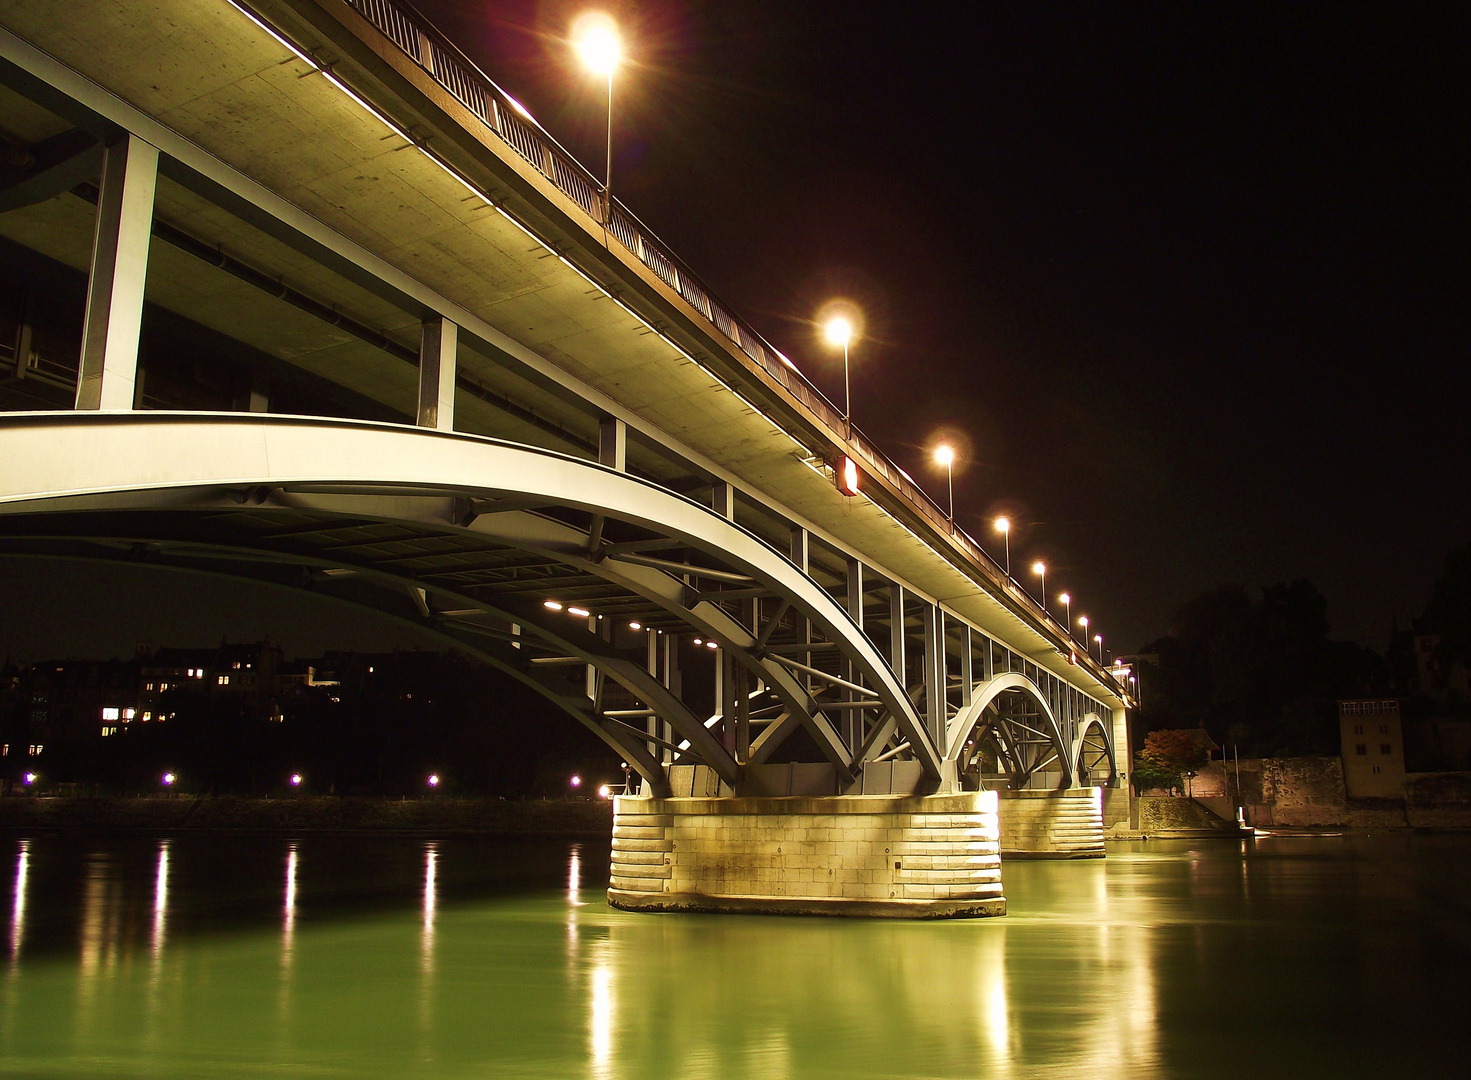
1,830,1466,1078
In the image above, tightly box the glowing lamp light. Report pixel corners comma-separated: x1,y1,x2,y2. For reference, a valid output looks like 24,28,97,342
289,773,302,787
933,444,955,467
22,772,36,785
161,772,176,786
570,774,583,788
824,316,852,347
692,638,703,646
1031,561,1046,576
993,516,1010,534
574,19,621,76
1059,592,1071,606
628,621,642,631
837,455,860,497
1079,616,1090,630
427,773,440,787
1094,634,1103,644
544,600,563,611
705,640,719,650
567,606,591,618
597,784,612,799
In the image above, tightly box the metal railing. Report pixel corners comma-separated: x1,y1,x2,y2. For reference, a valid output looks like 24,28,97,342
339,0,1120,696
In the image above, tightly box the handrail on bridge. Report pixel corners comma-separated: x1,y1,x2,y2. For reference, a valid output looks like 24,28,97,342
334,0,1122,700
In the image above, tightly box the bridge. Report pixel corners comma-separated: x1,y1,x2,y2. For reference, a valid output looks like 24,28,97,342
0,0,1133,916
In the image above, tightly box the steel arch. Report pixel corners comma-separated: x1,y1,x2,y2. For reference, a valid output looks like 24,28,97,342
1074,712,1117,786
0,412,943,784
944,672,1074,789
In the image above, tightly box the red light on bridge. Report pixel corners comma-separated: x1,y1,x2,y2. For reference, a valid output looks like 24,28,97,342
837,456,860,497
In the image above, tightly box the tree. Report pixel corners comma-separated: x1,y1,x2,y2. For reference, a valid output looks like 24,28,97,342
1133,728,1209,793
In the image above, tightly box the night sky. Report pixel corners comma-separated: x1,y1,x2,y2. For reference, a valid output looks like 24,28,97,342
409,0,1466,653
2,2,1465,663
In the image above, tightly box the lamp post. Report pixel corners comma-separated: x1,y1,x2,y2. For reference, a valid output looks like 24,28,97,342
1060,592,1072,634
1094,633,1104,663
993,517,1010,575
933,444,956,524
1031,561,1047,612
1078,615,1089,649
575,18,621,220
824,316,853,438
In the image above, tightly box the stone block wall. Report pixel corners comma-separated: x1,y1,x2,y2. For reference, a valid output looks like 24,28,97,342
609,791,1004,918
996,787,1104,858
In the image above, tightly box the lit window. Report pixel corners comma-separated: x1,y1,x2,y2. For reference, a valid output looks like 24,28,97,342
122,708,135,720
146,682,155,691
102,707,120,721
217,675,230,686
232,661,241,670
142,712,152,722
1,745,8,756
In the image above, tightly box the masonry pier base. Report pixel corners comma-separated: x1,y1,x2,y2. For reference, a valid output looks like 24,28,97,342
608,791,1005,918
996,787,1106,858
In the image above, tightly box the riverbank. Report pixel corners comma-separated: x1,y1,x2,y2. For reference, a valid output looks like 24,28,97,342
0,794,614,834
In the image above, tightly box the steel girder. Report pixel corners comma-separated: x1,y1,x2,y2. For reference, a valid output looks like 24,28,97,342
0,412,943,784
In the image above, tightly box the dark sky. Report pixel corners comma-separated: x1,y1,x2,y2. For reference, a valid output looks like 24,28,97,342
2,2,1464,665
408,0,1467,652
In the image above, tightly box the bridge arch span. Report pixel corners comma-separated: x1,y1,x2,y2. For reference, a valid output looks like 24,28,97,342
1074,712,1117,787
0,412,942,789
944,672,1073,789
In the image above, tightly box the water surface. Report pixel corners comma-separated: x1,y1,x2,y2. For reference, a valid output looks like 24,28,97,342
2,829,1467,1078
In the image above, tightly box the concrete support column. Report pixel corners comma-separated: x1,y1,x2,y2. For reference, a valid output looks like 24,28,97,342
416,316,457,430
76,134,158,411
598,415,626,471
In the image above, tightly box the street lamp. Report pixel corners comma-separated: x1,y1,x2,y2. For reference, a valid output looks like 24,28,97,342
1059,592,1072,633
933,443,956,522
993,517,1010,575
574,15,621,219
1078,614,1089,648
1094,633,1104,663
824,315,854,438
1031,561,1047,611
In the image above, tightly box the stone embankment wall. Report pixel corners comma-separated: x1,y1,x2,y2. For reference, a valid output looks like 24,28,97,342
0,795,614,833
609,792,1005,918
1200,758,1471,829
996,788,1104,858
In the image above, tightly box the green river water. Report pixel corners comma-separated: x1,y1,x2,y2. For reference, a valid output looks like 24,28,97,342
1,830,1466,1078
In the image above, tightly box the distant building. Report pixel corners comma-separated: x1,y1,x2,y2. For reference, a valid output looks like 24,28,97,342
1339,699,1405,798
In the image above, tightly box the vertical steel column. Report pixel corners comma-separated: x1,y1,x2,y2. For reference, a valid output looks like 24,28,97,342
76,134,158,411
889,584,907,685
958,622,973,710
712,481,735,520
416,317,458,430
598,416,626,471
844,558,865,750
922,602,945,748
790,527,811,687
661,633,680,764
645,629,659,762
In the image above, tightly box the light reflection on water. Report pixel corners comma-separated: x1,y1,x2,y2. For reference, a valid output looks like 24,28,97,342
0,833,1463,1078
